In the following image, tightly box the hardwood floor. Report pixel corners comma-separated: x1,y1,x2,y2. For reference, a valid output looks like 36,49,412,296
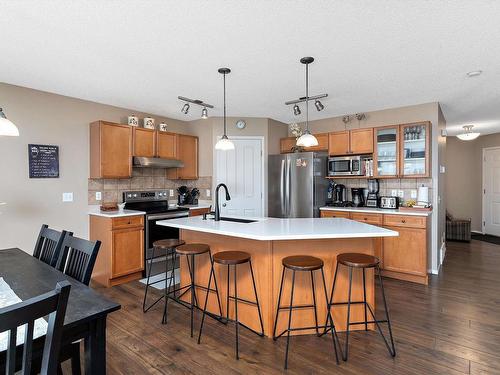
84,240,500,374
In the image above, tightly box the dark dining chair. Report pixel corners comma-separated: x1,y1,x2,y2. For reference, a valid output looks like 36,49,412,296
33,224,72,267
0,281,71,375
56,234,101,286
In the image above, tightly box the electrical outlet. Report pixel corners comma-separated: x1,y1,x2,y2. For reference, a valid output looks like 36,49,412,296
391,189,398,197
398,190,404,199
95,191,102,201
411,190,417,199
206,189,211,198
62,192,73,202
169,189,174,197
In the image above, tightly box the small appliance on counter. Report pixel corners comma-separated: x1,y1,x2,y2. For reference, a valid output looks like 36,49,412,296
351,188,364,207
379,196,399,209
366,179,379,208
325,183,353,207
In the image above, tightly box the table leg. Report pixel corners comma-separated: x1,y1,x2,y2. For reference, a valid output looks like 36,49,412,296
84,317,107,375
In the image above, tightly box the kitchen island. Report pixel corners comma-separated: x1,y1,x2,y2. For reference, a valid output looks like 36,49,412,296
157,216,398,336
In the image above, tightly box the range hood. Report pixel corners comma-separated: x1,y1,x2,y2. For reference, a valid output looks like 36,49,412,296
133,156,184,168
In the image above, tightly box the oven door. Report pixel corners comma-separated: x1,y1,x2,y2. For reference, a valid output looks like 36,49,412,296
328,157,353,176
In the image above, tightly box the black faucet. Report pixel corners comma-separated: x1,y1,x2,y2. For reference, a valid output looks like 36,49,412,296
214,183,231,221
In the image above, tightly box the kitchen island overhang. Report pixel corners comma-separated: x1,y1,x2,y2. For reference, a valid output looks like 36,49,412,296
157,217,398,336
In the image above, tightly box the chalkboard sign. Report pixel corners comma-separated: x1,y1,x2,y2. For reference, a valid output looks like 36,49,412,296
28,144,60,178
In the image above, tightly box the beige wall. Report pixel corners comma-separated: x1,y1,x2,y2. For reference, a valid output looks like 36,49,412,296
446,133,500,232
0,83,189,253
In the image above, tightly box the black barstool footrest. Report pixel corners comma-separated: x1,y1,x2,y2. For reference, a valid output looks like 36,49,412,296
277,304,315,310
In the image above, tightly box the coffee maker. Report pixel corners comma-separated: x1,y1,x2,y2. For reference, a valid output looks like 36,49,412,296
366,179,379,207
351,188,364,207
333,184,349,206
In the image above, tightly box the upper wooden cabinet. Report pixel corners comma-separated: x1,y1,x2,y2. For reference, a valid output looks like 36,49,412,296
280,133,328,153
373,122,430,178
133,127,156,157
90,121,132,179
167,134,198,180
157,132,178,159
328,129,373,156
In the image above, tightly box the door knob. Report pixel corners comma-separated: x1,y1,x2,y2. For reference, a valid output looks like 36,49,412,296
222,203,227,207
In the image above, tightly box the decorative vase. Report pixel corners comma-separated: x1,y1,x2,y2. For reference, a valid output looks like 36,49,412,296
143,117,155,129
128,115,139,127
158,122,168,132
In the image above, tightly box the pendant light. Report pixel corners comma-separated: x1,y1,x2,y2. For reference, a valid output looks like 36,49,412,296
215,68,235,151
456,125,480,141
0,108,20,137
296,57,318,147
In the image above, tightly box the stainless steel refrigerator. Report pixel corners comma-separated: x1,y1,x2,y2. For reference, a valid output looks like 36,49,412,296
268,152,328,218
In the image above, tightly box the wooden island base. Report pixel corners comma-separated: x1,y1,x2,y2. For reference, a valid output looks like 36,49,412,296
179,229,376,337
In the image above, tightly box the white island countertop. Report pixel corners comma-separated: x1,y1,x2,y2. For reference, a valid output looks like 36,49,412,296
156,216,398,241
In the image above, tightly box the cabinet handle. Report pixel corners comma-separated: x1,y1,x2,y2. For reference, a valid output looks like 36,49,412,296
401,219,406,223
127,221,131,225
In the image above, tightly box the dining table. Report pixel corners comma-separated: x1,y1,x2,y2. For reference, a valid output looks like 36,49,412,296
0,248,120,374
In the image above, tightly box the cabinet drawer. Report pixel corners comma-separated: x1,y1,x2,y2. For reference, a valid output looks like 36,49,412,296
112,215,144,229
383,214,426,229
350,212,382,225
320,210,351,219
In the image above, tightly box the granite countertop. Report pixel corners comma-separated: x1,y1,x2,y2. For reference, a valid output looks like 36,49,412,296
320,206,432,217
156,216,398,241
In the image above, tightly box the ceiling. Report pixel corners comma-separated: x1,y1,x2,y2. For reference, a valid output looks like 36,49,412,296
1,1,499,135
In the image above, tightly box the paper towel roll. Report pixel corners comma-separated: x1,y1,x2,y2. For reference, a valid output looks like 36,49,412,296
417,186,429,206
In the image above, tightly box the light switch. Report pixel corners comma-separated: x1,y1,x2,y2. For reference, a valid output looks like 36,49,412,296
169,189,174,197
410,190,417,199
391,189,398,197
95,192,102,201
398,190,404,198
206,189,211,198
62,192,73,202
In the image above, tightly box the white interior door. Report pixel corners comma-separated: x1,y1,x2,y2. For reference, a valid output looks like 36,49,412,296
215,137,263,217
483,148,500,236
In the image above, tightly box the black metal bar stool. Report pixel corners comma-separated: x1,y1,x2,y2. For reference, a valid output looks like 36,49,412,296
198,251,264,360
162,243,224,337
273,255,340,369
143,239,185,313
326,252,396,361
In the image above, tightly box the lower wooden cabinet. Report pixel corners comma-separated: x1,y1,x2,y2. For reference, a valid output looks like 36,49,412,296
90,214,144,287
189,207,211,217
320,210,351,219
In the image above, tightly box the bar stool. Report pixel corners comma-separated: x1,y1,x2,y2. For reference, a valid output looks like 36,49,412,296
326,253,396,361
273,255,340,369
143,239,185,313
163,243,224,337
198,251,264,360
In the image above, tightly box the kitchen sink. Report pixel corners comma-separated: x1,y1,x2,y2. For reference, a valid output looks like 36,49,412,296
219,217,257,224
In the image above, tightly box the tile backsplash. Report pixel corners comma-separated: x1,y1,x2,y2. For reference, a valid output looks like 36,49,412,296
332,178,433,204
88,168,212,205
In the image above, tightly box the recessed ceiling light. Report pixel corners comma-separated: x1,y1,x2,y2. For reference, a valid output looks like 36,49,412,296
467,70,482,77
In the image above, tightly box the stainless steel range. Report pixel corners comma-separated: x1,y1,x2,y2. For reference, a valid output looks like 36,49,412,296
123,190,189,276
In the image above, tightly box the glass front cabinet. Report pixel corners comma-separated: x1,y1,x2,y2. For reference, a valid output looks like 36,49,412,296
373,121,430,178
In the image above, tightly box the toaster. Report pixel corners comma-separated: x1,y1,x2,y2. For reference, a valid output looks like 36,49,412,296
379,196,399,209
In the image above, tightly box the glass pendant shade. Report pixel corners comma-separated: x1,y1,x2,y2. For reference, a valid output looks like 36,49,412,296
296,130,318,147
215,135,235,150
456,125,480,141
0,115,19,137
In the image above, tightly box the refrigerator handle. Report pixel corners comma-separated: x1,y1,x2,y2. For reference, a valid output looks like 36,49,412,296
280,159,285,215
286,158,291,217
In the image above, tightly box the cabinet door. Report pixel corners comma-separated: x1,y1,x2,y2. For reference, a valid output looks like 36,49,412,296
373,126,399,178
157,132,177,159
280,137,296,153
328,131,350,156
400,122,430,177
320,210,351,219
111,228,144,278
169,134,198,180
305,133,328,151
133,128,156,157
99,122,132,178
383,226,427,276
350,128,373,154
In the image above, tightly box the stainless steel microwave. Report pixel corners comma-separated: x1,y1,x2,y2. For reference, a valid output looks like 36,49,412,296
327,155,365,176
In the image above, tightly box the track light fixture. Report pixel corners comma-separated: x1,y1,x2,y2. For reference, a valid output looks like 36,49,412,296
314,100,324,111
293,104,301,116
178,96,214,119
201,107,208,119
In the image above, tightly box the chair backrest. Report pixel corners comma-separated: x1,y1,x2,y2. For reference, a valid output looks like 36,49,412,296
56,234,101,286
0,281,71,375
33,225,72,267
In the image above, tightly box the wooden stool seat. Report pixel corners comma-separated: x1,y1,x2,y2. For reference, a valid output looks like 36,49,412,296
337,253,379,268
282,255,324,271
213,251,251,265
176,243,210,255
153,239,185,249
